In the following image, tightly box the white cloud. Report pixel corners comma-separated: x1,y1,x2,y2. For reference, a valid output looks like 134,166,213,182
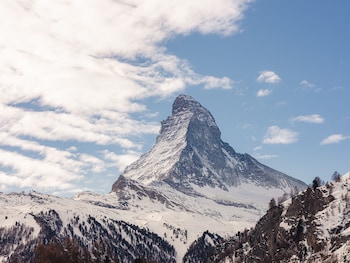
0,103,156,148
291,114,324,124
252,145,278,160
0,148,81,191
263,126,298,144
256,71,281,84
300,80,321,92
300,80,315,88
257,89,272,97
253,146,263,151
320,134,349,145
202,76,233,90
0,0,252,194
103,150,141,174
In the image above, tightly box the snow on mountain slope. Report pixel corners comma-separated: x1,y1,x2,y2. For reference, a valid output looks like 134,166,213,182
74,182,262,261
0,188,257,262
199,171,350,263
120,106,191,186
76,174,304,261
0,191,176,262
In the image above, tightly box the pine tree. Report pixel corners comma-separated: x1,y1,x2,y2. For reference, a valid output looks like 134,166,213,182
332,171,341,182
269,198,277,209
312,177,321,190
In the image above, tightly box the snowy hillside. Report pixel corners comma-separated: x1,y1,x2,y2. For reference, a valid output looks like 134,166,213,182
2,172,349,262
0,186,263,262
0,191,176,262
75,182,265,261
196,171,350,262
0,172,296,263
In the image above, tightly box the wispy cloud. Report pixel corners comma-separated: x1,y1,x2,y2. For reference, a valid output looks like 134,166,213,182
252,145,278,160
263,126,298,144
253,146,263,151
300,80,315,88
0,0,252,194
256,71,281,84
300,80,321,92
320,134,350,145
275,101,287,107
291,114,324,124
102,149,140,173
254,154,279,160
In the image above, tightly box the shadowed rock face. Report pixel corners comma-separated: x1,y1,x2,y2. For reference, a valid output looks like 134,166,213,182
113,94,306,195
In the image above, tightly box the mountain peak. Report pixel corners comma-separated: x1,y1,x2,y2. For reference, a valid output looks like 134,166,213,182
172,94,203,115
161,94,219,141
113,94,306,195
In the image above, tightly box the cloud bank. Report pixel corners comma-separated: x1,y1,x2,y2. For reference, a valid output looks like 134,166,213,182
0,0,252,194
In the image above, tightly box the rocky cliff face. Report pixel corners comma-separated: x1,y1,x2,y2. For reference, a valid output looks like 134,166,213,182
112,94,306,196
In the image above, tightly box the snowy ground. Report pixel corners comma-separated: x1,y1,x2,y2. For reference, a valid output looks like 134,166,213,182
1,174,304,262
74,181,289,261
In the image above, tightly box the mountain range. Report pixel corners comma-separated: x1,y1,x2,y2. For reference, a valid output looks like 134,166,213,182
0,94,323,262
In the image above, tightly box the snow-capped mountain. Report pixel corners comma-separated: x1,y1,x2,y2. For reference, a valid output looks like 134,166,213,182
190,171,350,262
105,94,308,260
112,94,306,205
113,94,305,195
0,94,309,262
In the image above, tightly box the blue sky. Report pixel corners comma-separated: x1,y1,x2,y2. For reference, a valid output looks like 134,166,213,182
0,0,349,196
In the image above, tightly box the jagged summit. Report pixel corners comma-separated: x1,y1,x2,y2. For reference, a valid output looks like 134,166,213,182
172,94,213,116
112,94,306,195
